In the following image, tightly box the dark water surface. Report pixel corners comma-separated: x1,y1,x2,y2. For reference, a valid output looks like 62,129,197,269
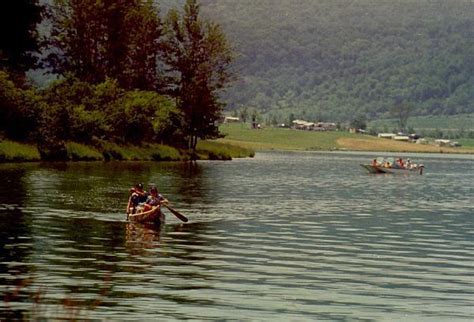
0,152,473,320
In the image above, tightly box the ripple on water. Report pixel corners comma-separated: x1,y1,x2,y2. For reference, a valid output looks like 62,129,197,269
0,152,472,320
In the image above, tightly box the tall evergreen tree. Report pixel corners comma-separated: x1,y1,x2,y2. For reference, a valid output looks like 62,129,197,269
162,0,234,151
0,0,43,85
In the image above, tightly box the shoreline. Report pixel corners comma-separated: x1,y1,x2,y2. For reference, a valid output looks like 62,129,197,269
0,140,255,164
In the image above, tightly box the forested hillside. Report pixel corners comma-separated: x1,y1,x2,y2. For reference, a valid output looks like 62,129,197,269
195,0,474,123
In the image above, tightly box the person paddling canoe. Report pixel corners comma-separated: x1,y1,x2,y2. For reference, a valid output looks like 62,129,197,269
126,183,189,223
143,186,168,212
127,183,148,215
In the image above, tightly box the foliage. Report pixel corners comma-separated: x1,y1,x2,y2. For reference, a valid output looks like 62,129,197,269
390,101,413,132
0,0,44,84
0,71,43,141
162,0,234,151
106,90,180,144
47,0,162,90
350,114,367,130
198,0,474,122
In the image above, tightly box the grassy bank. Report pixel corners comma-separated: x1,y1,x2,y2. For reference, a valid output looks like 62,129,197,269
217,123,474,154
0,141,41,162
0,139,254,163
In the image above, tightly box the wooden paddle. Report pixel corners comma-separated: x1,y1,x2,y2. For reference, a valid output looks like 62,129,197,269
162,203,188,222
126,196,132,220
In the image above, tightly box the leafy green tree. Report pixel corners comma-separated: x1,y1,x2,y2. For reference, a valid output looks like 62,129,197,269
117,1,163,90
106,90,179,144
162,0,234,151
0,71,42,141
239,106,249,123
390,101,412,132
0,0,43,84
47,0,162,90
350,114,367,130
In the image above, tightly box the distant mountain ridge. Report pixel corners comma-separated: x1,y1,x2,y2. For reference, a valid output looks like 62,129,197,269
195,0,474,123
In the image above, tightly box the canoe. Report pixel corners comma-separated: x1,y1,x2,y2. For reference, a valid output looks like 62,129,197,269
128,205,165,225
360,164,424,175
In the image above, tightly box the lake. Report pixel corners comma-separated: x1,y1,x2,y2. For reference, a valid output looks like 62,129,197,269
0,151,473,320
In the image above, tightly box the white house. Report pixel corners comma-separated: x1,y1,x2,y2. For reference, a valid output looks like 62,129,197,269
224,116,240,123
377,133,396,139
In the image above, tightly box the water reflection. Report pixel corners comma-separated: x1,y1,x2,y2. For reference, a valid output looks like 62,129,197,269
125,222,163,253
0,152,473,320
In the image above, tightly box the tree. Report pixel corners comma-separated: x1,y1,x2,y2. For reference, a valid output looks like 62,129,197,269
390,101,412,132
47,0,162,90
0,0,43,84
239,106,249,123
122,1,163,91
350,113,367,130
162,0,234,151
0,71,42,141
106,90,180,144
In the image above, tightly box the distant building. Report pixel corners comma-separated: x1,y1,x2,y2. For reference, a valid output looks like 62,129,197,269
435,139,451,146
223,116,240,123
316,122,337,130
394,136,410,141
349,128,366,134
292,120,337,131
377,133,396,139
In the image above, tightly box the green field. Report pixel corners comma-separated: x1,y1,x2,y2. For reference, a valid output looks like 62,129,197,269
457,138,474,148
218,123,353,150
369,114,474,132
217,123,474,154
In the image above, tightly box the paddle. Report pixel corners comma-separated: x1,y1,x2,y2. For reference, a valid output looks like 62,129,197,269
161,203,188,222
127,196,132,221
126,196,132,220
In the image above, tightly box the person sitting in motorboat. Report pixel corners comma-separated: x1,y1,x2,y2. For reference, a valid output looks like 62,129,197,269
143,186,168,212
398,158,405,168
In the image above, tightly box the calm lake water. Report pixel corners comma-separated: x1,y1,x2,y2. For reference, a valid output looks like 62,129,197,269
0,151,473,320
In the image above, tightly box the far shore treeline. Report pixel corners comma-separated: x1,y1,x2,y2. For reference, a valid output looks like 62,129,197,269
0,0,250,162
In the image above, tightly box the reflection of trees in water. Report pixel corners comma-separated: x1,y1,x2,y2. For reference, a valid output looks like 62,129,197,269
30,162,157,213
26,218,122,298
169,162,214,206
0,162,222,312
0,166,34,319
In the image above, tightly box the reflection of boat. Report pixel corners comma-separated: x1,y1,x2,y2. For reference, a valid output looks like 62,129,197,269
361,157,424,175
125,222,163,255
128,206,165,225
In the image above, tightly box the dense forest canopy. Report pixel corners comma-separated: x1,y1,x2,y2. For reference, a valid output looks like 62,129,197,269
194,0,474,123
